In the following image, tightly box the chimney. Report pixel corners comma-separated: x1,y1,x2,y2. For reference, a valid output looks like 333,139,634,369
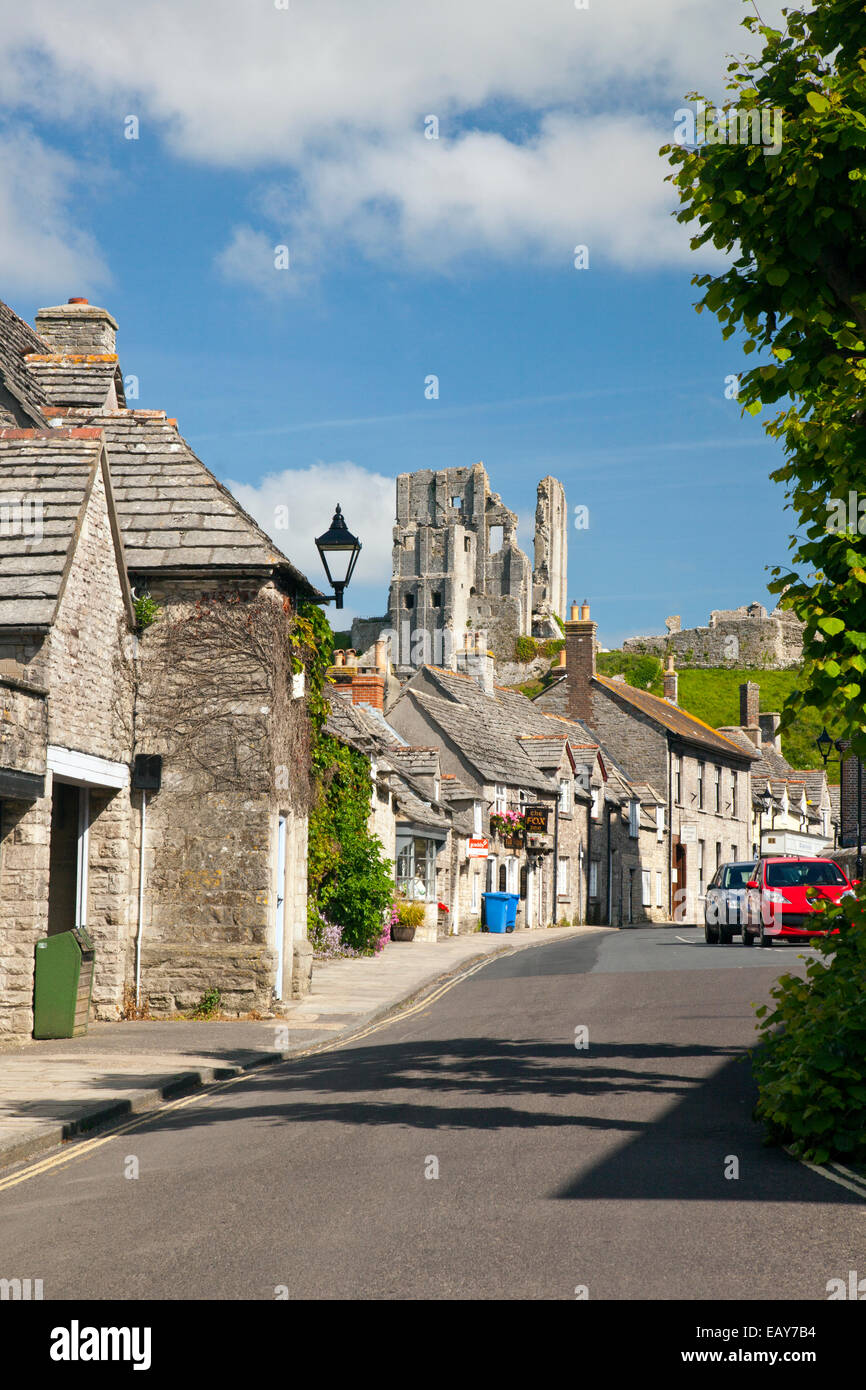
758,711,782,754
556,647,567,669
456,633,494,696
565,597,597,724
663,653,678,704
739,680,761,746
35,299,118,355
373,638,388,673
330,666,385,710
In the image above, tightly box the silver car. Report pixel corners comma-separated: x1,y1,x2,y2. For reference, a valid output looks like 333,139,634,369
704,861,756,943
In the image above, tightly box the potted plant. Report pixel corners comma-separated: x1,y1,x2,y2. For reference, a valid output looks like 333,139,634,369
390,900,425,942
489,808,525,848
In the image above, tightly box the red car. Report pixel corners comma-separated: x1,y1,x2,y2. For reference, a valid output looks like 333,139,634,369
742,856,855,947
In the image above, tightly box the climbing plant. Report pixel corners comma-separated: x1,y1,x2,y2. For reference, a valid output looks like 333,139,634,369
300,601,394,954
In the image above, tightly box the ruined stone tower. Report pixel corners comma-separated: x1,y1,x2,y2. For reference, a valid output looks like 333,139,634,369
375,463,567,673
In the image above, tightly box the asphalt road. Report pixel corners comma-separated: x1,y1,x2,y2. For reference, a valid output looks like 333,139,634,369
1,926,863,1301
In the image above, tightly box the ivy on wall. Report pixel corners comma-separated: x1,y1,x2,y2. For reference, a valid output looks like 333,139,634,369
300,602,394,954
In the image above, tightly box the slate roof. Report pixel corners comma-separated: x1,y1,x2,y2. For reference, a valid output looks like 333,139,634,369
24,354,122,409
0,428,116,628
405,688,556,793
0,300,50,427
47,407,321,594
324,691,450,832
594,674,758,762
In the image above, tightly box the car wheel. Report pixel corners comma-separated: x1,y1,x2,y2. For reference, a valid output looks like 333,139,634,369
719,927,733,944
704,917,719,944
758,921,772,948
742,926,754,947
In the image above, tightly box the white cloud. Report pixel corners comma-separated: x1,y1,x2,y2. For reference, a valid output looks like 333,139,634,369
214,225,305,294
0,128,109,296
225,460,394,622
0,0,786,281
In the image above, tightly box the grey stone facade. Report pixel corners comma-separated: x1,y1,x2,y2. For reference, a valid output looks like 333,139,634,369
0,294,321,1042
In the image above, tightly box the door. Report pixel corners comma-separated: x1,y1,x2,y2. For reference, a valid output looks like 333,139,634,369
48,783,89,936
274,815,287,1000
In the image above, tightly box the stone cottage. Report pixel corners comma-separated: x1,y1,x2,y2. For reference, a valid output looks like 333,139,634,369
535,603,758,923
0,295,321,1040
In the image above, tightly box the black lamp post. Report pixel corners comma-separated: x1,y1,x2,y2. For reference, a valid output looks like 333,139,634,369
816,727,862,880
758,787,775,852
314,505,361,610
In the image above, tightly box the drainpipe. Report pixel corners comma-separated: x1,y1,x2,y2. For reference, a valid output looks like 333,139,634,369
606,800,613,925
585,790,592,925
135,788,146,1008
668,745,674,921
552,794,560,925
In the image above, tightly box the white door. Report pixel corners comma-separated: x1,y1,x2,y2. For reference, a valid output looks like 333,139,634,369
75,787,90,930
274,816,287,1000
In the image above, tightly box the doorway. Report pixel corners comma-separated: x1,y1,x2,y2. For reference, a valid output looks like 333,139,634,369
48,782,89,936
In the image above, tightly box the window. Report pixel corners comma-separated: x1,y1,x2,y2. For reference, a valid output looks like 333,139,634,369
485,857,494,892
403,593,414,610
471,872,479,910
498,863,507,891
451,496,461,507
656,804,665,843
656,870,664,908
716,841,722,871
464,536,471,552
697,838,705,894
698,762,705,809
731,772,738,820
591,786,601,820
489,525,503,553
473,801,483,835
494,784,506,814
433,776,440,802
559,778,572,813
731,844,738,863
642,870,651,907
557,856,570,897
628,798,639,838
673,754,682,804
714,765,721,813
431,591,441,609
396,836,438,900
589,860,599,899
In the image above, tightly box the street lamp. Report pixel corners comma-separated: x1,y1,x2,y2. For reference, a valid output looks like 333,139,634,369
314,505,361,610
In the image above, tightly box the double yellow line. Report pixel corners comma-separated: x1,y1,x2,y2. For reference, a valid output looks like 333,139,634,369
0,951,495,1194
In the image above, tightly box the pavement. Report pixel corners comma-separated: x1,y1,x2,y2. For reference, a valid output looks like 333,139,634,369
0,921,598,1171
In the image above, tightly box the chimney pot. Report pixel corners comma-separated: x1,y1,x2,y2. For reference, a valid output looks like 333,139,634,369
68,297,89,304
570,600,580,620
663,657,678,704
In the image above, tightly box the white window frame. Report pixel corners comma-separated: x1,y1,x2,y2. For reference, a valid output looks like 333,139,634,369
471,872,479,911
494,783,506,814
656,870,664,908
589,860,599,900
591,786,601,820
473,800,483,836
641,869,651,907
557,855,570,897
559,778,572,814
628,798,640,839
656,804,665,843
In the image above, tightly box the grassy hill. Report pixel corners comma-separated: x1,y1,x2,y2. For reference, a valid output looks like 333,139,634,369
595,653,842,782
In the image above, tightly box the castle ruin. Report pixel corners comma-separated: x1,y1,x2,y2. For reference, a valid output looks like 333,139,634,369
351,464,567,673
622,602,804,669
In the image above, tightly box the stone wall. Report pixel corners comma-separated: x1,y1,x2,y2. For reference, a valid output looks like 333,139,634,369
622,604,804,669
0,678,47,775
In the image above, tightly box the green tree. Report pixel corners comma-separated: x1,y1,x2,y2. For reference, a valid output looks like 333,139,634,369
663,0,866,758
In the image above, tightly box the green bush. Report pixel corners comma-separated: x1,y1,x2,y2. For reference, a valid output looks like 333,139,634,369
752,890,866,1163
191,987,221,1020
514,635,537,664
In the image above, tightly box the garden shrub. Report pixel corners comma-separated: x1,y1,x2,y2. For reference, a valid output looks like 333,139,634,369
752,889,866,1163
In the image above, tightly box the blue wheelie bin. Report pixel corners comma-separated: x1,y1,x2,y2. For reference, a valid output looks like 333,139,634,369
505,893,519,930
483,892,510,933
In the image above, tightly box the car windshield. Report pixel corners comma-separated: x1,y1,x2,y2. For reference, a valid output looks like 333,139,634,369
765,860,846,887
722,865,755,889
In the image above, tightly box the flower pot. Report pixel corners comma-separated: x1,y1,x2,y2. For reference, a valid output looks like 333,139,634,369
391,925,417,942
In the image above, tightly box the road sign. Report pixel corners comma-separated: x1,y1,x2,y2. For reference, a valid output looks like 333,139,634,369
680,822,697,844
467,837,489,858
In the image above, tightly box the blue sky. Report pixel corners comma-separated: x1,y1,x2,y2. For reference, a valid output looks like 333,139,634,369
0,0,792,648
